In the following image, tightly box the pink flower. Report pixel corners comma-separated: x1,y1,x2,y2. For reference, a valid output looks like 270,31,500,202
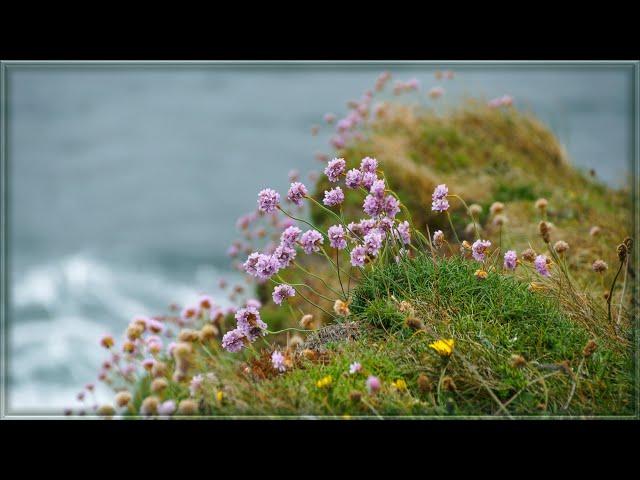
366,375,381,393
534,255,550,277
324,158,346,182
504,250,517,270
271,351,286,372
323,186,345,207
257,188,280,213
472,239,492,262
287,182,308,206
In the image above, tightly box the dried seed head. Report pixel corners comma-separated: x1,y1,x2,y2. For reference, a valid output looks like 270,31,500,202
141,396,159,416
333,299,350,316
349,391,362,402
177,399,199,415
474,269,488,280
521,248,536,262
623,237,633,251
469,203,482,217
405,317,424,331
492,214,508,227
592,259,608,273
442,376,457,392
122,341,135,354
299,314,315,329
151,378,168,393
603,291,610,300
538,221,551,243
114,391,132,408
126,323,144,341
617,243,628,263
554,240,570,254
510,354,527,368
173,369,187,383
417,374,432,393
535,198,548,211
582,340,597,358
97,404,116,417
100,335,115,349
151,361,167,378
172,342,193,361
490,202,505,216
590,226,601,237
200,324,218,341
301,349,318,361
178,329,200,343
288,334,304,349
461,240,472,250
464,223,476,236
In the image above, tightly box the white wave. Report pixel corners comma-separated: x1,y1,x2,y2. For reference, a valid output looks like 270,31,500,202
8,253,241,413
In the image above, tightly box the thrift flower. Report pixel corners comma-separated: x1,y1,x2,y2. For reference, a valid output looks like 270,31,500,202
429,338,455,357
345,168,363,189
349,362,362,374
323,186,345,206
324,113,336,124
471,239,491,262
534,255,551,277
383,195,400,218
254,254,280,280
158,400,176,416
396,221,411,245
361,171,378,190
280,225,302,247
221,328,246,353
287,182,308,206
592,259,608,273
328,224,347,250
433,229,445,247
503,250,517,270
272,284,295,305
273,244,296,269
360,157,378,173
271,350,286,372
364,229,383,257
300,229,324,254
257,188,280,213
370,179,385,199
350,245,367,267
363,194,383,217
235,306,267,341
366,375,381,394
431,184,450,212
324,158,346,182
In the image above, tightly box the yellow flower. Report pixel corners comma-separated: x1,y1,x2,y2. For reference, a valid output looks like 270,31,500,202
429,338,455,357
316,375,333,389
392,379,408,391
216,390,224,402
474,269,488,279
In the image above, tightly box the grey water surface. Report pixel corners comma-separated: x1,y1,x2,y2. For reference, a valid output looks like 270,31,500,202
4,63,635,413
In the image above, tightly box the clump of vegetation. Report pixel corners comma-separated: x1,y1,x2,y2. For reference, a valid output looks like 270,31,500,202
68,71,635,419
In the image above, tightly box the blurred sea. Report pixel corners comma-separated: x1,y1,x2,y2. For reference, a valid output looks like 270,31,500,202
5,64,634,413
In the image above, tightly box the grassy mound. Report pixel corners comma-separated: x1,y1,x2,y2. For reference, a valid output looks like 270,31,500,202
159,256,632,417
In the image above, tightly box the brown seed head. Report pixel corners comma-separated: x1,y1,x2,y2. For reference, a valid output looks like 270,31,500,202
582,340,597,358
554,240,569,254
151,378,168,393
510,354,527,369
349,391,362,403
417,374,432,393
405,317,424,331
177,399,199,415
539,221,551,243
617,243,628,263
521,248,536,262
114,391,132,408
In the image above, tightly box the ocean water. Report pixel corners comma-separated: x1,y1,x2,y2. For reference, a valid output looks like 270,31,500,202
4,63,635,414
